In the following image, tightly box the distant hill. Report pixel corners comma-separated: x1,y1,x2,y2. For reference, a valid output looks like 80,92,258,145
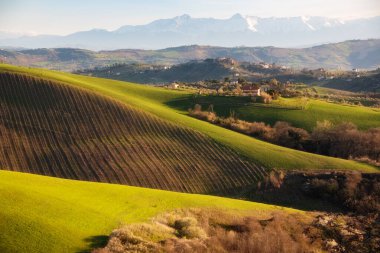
0,14,379,50
1,39,380,71
80,59,236,83
320,69,380,92
78,53,380,88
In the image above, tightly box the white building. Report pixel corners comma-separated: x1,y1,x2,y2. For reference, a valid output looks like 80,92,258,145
169,83,179,89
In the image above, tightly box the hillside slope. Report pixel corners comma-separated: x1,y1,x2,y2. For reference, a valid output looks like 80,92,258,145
85,59,235,84
173,96,380,131
0,64,376,173
0,72,266,195
0,170,291,253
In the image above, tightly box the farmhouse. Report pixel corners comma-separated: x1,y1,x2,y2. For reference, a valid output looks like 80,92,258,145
169,83,179,89
260,84,271,92
242,85,261,96
251,88,261,96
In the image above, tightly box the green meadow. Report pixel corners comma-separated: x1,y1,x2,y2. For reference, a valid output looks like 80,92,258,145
0,171,293,253
0,64,376,171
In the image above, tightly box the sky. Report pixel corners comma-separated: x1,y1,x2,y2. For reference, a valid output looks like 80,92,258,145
1,0,379,35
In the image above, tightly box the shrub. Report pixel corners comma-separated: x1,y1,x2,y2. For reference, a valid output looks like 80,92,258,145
189,104,217,123
189,106,380,165
311,121,380,162
305,172,380,214
173,217,207,239
273,121,310,149
96,207,380,253
260,91,272,104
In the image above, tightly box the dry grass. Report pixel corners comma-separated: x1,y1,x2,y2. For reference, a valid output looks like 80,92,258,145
95,209,321,253
96,207,380,253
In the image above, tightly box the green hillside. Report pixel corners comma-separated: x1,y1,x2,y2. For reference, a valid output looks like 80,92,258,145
177,96,380,131
238,98,380,131
0,71,266,195
0,170,294,253
0,64,376,172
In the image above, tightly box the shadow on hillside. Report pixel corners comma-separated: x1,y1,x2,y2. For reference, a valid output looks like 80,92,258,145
246,193,343,213
164,95,193,112
242,171,380,214
164,94,251,118
77,235,108,253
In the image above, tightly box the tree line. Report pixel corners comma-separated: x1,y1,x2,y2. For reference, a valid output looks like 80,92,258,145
189,104,380,165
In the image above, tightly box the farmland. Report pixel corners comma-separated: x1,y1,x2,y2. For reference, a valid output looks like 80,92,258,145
0,72,267,195
0,64,376,172
0,170,293,253
2,2,380,253
172,95,380,131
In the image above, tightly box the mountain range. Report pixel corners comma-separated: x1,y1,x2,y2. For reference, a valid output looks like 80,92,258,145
1,39,379,71
1,14,379,50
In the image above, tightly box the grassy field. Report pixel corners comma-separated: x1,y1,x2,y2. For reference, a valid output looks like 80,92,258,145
0,64,376,172
237,98,380,131
172,95,380,131
312,86,358,96
0,170,295,253
0,72,267,195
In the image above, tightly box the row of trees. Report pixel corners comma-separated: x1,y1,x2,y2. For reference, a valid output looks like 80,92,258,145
189,105,380,164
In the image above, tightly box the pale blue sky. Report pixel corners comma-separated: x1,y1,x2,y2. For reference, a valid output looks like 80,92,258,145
1,0,379,35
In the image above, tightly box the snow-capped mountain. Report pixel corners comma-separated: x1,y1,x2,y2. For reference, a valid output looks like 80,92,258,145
1,14,379,50
245,16,346,33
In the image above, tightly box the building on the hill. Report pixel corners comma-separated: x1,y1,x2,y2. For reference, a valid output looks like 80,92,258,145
251,88,261,96
260,84,271,92
169,83,179,89
242,85,261,96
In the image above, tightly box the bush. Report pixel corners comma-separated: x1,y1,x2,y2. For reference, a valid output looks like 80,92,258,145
189,104,217,123
189,106,380,165
311,121,380,162
306,172,380,214
173,217,207,239
273,121,310,149
95,207,380,253
259,91,272,104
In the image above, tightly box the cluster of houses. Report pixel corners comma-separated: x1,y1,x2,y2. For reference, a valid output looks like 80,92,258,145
256,62,288,71
309,68,366,82
167,79,282,98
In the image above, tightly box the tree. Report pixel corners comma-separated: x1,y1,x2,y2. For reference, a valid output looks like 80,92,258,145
269,78,279,87
238,77,246,84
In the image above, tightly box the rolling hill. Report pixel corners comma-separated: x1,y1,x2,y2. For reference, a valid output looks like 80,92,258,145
0,170,293,253
1,39,380,71
0,64,376,176
81,59,236,84
0,71,267,195
320,69,380,92
171,96,380,132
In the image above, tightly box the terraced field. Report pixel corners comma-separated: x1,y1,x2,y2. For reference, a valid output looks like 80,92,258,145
0,72,267,195
0,64,376,172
